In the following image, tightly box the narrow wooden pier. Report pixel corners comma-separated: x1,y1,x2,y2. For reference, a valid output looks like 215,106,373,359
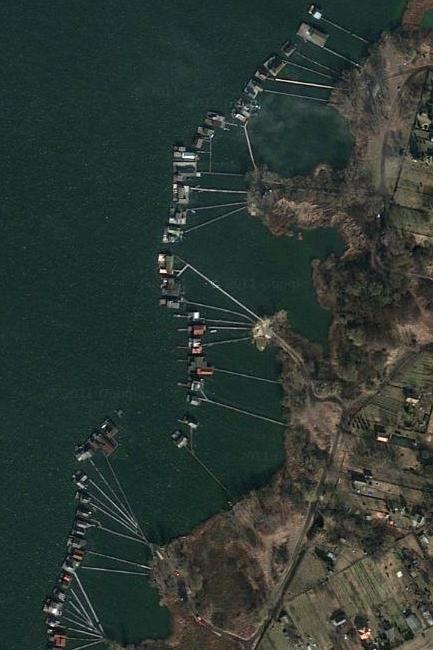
213,367,280,384
201,396,286,427
282,58,336,80
273,77,334,89
177,256,259,321
184,205,246,234
264,89,327,102
243,123,257,168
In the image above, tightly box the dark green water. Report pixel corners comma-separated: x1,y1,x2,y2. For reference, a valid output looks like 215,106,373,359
1,1,406,648
422,10,433,27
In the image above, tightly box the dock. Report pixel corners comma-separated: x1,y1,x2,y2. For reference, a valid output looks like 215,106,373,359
308,3,369,44
297,21,360,67
297,22,329,48
263,54,287,77
75,419,120,462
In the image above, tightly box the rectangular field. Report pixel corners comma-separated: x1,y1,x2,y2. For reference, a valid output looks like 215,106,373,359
351,349,433,436
269,536,429,648
390,204,433,238
393,159,433,214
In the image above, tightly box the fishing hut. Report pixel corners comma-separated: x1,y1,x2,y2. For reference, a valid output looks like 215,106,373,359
187,392,201,407
297,20,360,66
297,22,329,47
189,339,203,355
74,418,119,462
162,225,183,243
232,97,260,125
160,276,182,299
244,78,263,100
173,145,197,162
173,145,198,181
204,111,226,129
43,598,63,617
48,632,67,649
308,4,369,43
73,470,88,490
254,66,270,82
280,40,297,58
232,107,248,124
186,312,207,356
172,181,190,205
168,207,187,225
188,355,214,378
189,378,204,393
197,124,214,139
192,132,204,149
178,413,199,429
263,55,287,77
308,3,322,19
159,296,182,309
67,533,87,550
173,166,197,183
188,320,207,337
59,570,73,590
160,269,183,309
158,252,175,275
171,429,189,448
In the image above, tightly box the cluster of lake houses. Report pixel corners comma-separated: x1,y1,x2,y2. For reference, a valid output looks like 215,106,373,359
42,470,95,649
158,99,239,450
161,34,331,249
159,250,214,450
162,135,224,248
156,36,313,449
42,420,121,648
158,96,230,449
159,9,341,248
74,418,120,462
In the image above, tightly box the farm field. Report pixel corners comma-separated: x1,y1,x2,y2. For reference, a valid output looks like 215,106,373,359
393,161,433,214
265,535,430,649
351,348,433,439
389,204,433,238
391,71,433,227
287,549,328,597
391,351,433,393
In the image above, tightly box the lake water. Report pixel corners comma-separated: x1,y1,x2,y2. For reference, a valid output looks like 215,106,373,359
0,0,406,647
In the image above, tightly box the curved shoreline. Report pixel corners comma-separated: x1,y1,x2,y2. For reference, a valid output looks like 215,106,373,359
139,11,371,650
136,7,433,650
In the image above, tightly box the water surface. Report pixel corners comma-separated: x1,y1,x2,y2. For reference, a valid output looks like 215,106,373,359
0,0,406,646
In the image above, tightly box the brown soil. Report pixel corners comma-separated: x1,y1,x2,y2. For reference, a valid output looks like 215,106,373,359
152,467,307,640
311,258,336,311
293,400,342,453
328,320,344,370
247,163,373,257
402,0,433,27
401,279,433,345
271,194,368,253
330,31,433,194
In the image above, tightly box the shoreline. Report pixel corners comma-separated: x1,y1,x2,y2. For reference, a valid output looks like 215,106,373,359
135,4,433,648
137,11,381,650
